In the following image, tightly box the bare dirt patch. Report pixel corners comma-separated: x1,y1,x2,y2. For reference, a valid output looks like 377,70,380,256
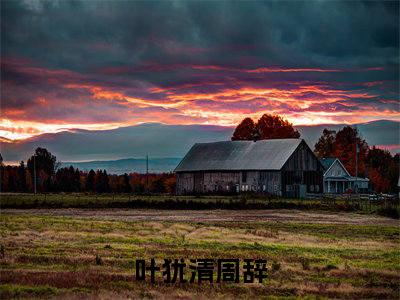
2,208,398,226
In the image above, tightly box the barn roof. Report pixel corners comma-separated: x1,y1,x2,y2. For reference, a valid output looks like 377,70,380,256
174,139,303,172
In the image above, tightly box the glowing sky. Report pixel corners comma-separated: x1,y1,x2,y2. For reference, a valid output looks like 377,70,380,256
1,1,399,141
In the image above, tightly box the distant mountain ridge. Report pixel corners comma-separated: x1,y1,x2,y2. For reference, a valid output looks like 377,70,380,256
61,157,181,174
1,120,399,172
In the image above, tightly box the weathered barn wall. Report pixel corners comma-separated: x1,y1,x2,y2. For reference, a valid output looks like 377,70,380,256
281,141,323,197
176,172,194,194
258,171,281,195
203,171,240,192
176,170,282,195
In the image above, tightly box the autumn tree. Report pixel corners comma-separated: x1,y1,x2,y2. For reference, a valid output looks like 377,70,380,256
314,129,336,158
232,114,300,141
150,177,166,193
314,126,368,176
27,147,58,192
164,176,176,194
231,117,255,140
334,126,368,177
368,168,390,193
122,173,132,193
256,114,300,140
366,147,399,193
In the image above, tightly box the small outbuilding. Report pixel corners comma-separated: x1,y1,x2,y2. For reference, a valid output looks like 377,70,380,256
174,139,324,198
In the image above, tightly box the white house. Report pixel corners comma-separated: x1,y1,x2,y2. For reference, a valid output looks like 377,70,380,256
320,158,369,194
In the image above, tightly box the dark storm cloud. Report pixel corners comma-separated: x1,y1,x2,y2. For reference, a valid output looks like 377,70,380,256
2,0,399,71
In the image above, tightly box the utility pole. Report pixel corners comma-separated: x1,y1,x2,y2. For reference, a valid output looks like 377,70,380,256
355,143,359,194
354,125,358,194
33,154,37,194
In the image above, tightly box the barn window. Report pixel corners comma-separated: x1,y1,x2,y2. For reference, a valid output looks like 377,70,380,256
263,185,266,191
226,185,229,191
315,185,319,192
241,185,245,191
310,185,314,192
245,185,249,191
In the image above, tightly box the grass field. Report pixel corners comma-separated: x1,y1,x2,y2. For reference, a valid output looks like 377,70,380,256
2,193,398,218
1,208,399,299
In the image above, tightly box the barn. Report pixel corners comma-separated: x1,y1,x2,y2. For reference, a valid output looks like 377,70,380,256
174,139,324,198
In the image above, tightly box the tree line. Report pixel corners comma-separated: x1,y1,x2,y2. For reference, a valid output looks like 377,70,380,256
0,149,176,194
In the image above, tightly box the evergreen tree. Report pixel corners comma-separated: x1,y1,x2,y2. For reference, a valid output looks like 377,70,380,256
86,169,96,192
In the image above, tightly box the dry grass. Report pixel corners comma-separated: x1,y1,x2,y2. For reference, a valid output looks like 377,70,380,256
1,210,399,299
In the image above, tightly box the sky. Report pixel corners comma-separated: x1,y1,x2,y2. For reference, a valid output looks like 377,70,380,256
1,0,399,141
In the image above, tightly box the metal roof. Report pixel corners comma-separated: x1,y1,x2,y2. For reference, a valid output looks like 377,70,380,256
174,139,303,172
320,157,336,171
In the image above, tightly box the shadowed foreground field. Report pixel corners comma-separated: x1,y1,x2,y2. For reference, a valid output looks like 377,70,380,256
0,209,399,299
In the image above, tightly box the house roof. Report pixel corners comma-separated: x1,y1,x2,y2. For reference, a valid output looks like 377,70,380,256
174,139,303,172
320,157,352,177
319,157,336,171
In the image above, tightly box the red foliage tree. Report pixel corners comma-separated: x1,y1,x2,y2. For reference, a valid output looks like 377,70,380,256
232,114,300,141
333,126,368,177
366,147,399,193
255,114,300,140
368,168,390,193
231,117,255,141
